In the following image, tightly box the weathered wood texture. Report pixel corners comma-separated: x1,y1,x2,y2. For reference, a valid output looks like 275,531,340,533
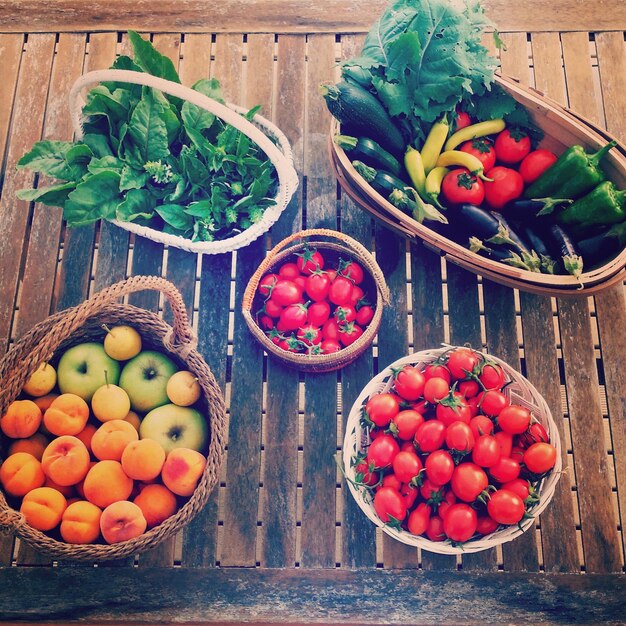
2,0,626,34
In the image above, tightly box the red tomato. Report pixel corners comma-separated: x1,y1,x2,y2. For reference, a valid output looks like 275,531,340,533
322,318,341,341
478,362,506,390
365,393,400,428
519,149,558,184
445,421,475,454
320,339,341,354
401,483,419,509
472,435,501,468
296,248,324,275
394,365,426,401
338,260,364,284
511,446,525,464
334,305,357,323
466,395,481,418
348,285,364,307
478,390,510,417
424,363,452,383
494,431,513,459
424,377,450,403
484,166,524,210
488,457,521,483
328,276,354,306
498,405,531,435
446,347,481,381
420,478,444,502
271,279,303,306
487,489,525,525
415,420,447,453
293,275,307,292
382,473,403,491
392,450,423,484
338,321,364,346
366,433,400,469
308,300,331,326
278,336,302,353
373,486,407,524
441,168,485,206
305,272,330,302
518,422,550,448
258,315,274,331
296,324,322,346
264,299,283,318
426,515,446,542
437,490,458,519
451,463,488,502
436,392,471,426
523,442,557,474
469,414,495,439
259,273,278,297
391,410,424,441
460,138,496,172
278,262,300,280
354,460,379,487
494,128,531,164
476,515,499,535
502,478,532,502
425,450,455,486
277,303,309,332
407,503,432,536
454,110,472,131
443,503,478,542
458,380,480,399
355,305,375,327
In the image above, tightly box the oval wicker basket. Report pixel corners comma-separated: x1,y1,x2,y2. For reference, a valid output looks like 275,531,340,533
342,346,562,554
70,69,299,255
242,228,391,372
330,73,626,296
0,276,227,561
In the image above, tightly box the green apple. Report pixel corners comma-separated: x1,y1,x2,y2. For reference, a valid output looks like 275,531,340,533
57,343,121,402
119,350,178,413
139,404,208,454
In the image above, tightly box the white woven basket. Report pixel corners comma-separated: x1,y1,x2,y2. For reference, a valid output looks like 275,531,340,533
69,69,299,254
342,346,562,554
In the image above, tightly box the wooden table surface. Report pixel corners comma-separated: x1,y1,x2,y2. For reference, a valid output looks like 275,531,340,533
0,2,625,623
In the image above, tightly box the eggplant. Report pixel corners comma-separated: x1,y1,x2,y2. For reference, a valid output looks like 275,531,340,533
500,197,572,221
576,221,626,267
544,224,584,278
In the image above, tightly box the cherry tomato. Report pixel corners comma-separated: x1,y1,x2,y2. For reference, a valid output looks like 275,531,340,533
308,300,331,327
476,515,499,535
355,305,375,327
454,110,472,131
446,347,481,381
338,321,364,346
328,276,354,306
436,392,471,426
322,318,341,341
472,435,501,468
391,410,424,441
293,275,308,292
494,127,531,164
519,149,558,184
487,489,525,525
443,503,478,542
278,262,300,280
445,421,475,454
498,405,531,435
348,285,364,307
259,273,278,297
478,362,506,390
271,279,303,306
365,393,400,428
401,483,419,509
320,339,341,354
407,503,432,536
511,446,525,464
441,168,485,206
426,515,446,542
305,272,330,302
518,422,550,448
278,336,302,353
415,420,447,453
296,324,322,346
296,248,324,275
424,377,450,403
502,478,532,502
394,365,426,401
424,363,451,383
338,260,364,284
460,138,496,173
459,380,480,399
469,414,494,439
523,442,557,474
467,395,481,418
366,433,400,469
277,303,309,332
354,460,379,487
420,478,444,502
392,450,423,484
258,315,274,331
437,490,457,519
494,431,513,459
451,462,488,502
333,305,357,324
478,390,510,417
382,473,403,491
425,450,455,486
373,486,407,524
488,456,521,483
484,166,524,210
264,299,284,318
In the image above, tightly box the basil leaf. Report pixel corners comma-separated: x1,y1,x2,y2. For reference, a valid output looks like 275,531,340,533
83,86,131,123
155,203,194,231
184,200,211,217
116,188,154,222
120,165,149,191
88,155,124,175
82,134,114,158
128,88,170,163
128,31,181,85
191,78,224,103
17,141,92,181
16,182,76,206
64,170,122,226
181,100,216,132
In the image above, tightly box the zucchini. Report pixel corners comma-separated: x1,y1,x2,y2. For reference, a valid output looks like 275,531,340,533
334,134,402,177
320,81,405,158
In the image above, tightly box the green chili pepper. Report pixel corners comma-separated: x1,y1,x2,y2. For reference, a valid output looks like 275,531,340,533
556,180,626,230
524,141,616,200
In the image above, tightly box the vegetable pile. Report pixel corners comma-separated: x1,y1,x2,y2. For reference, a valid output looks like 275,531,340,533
17,32,278,243
324,0,626,278
348,347,558,546
255,247,377,355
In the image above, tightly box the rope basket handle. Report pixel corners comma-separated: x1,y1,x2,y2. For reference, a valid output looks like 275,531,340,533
69,69,300,194
242,228,391,310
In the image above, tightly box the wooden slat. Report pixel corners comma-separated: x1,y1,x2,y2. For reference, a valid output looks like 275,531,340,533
2,0,626,34
259,35,305,569
219,33,273,568
2,567,626,624
0,34,23,176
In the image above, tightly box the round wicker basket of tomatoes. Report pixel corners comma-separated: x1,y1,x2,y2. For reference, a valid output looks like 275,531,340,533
242,228,390,372
342,345,561,553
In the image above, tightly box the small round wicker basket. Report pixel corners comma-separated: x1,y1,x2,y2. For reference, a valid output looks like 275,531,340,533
0,276,227,561
242,228,390,372
342,346,562,554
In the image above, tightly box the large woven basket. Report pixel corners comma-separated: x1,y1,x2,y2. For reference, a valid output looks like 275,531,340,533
330,73,626,296
69,69,299,255
342,346,562,554
242,228,390,372
0,276,227,560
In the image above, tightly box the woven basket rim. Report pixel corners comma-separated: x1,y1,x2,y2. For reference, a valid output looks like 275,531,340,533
342,345,563,555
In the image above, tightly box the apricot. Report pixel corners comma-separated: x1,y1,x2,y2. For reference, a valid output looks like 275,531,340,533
100,500,147,544
83,460,133,508
7,433,49,461
121,439,165,481
75,424,97,455
41,435,91,487
33,394,59,414
161,448,206,497
43,394,89,436
44,476,75,498
75,461,97,499
134,483,178,528
123,411,142,431
91,420,138,461
20,487,67,531
1,400,42,439
60,500,102,544
0,452,46,497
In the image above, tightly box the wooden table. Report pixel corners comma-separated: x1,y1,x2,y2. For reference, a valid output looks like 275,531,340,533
0,2,625,623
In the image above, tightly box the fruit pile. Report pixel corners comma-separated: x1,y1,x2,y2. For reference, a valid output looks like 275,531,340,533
255,245,376,354
349,346,558,545
0,326,208,545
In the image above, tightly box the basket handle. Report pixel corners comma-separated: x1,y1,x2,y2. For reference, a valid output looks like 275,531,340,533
69,69,299,193
242,228,391,310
